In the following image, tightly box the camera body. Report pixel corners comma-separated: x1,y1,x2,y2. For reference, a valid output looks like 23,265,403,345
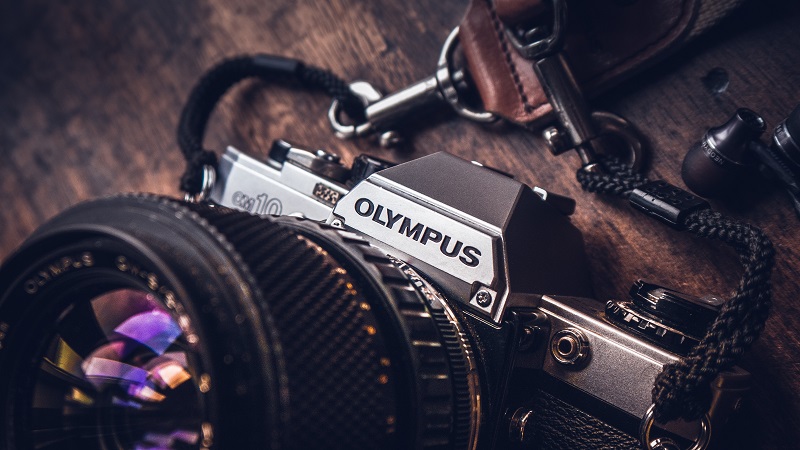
210,141,748,449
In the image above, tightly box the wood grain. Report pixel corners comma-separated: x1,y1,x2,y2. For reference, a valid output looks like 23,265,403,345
0,0,798,448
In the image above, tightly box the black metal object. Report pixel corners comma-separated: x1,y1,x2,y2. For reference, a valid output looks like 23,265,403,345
681,104,800,217
629,181,710,229
681,108,766,198
606,280,720,355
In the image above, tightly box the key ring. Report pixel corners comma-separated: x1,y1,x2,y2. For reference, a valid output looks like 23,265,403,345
639,404,711,450
543,111,646,170
184,164,216,203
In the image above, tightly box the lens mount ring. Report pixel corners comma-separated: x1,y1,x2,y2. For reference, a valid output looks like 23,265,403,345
390,258,481,450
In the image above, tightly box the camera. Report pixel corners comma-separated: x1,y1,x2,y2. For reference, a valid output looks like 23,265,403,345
0,141,747,449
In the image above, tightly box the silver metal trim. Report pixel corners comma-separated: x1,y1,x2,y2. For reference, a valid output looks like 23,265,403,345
437,27,497,123
209,146,347,221
539,295,680,420
331,180,499,292
550,328,590,366
184,164,216,203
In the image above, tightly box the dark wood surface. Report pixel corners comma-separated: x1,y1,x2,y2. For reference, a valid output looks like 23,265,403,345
1,0,798,448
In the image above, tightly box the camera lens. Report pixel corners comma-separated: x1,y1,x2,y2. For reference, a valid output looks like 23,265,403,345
28,288,207,449
0,195,477,450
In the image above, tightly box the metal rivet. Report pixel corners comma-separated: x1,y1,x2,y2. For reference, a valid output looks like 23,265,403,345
315,149,341,163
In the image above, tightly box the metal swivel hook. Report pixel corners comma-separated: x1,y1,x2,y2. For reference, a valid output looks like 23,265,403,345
329,27,497,147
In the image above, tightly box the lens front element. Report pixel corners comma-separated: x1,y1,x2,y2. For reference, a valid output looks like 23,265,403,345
28,288,206,449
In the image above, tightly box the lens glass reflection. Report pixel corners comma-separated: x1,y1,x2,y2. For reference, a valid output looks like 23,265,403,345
26,289,204,449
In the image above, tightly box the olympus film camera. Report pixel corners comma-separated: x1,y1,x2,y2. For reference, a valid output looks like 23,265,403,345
0,142,748,449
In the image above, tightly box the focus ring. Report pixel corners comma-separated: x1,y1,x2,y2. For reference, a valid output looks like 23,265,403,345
192,206,400,449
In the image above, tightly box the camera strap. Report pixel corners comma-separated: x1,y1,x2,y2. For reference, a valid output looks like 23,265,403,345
458,0,751,126
577,157,775,426
177,55,365,197
461,1,775,437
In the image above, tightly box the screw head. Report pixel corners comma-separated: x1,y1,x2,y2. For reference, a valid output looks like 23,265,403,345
518,326,539,352
315,149,341,163
475,290,492,307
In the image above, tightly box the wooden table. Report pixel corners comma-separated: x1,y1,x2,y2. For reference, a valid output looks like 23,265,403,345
1,0,798,448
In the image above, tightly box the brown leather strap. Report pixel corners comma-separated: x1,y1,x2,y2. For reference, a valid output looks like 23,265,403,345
460,0,553,124
460,0,700,125
495,0,546,26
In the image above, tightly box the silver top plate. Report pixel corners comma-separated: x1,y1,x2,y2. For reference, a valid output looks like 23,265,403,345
209,146,347,220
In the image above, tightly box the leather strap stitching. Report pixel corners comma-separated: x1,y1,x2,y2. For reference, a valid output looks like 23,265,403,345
485,0,537,113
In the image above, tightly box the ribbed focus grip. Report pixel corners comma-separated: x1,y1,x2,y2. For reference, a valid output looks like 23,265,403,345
190,204,475,450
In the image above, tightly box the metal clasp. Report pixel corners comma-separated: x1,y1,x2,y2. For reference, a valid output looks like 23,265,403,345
329,27,497,147
183,164,216,203
505,0,643,169
504,0,567,59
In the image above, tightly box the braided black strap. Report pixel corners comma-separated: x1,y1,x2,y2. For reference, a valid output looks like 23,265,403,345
177,55,365,194
652,209,774,421
577,156,775,423
576,157,648,195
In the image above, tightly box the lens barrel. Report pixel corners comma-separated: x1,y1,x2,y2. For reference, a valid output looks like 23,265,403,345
0,195,476,450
